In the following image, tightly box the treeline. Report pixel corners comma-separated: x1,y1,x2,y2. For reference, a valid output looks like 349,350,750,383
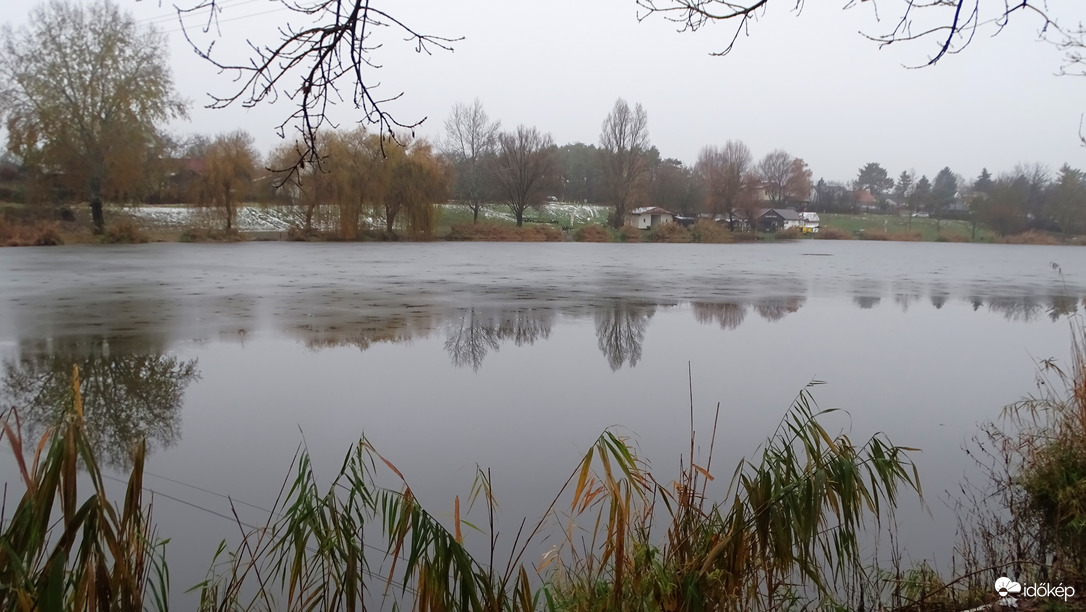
3,0,1084,240
4,93,1085,238
812,162,1086,236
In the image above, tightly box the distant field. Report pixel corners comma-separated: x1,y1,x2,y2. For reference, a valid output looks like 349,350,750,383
820,213,995,242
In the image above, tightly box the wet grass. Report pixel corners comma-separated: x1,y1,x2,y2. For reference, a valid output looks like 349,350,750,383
821,213,994,242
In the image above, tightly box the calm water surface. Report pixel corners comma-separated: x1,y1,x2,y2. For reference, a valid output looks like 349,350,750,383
2,240,1085,604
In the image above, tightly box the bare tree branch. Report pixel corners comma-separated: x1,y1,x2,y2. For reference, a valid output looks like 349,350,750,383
174,0,460,179
636,0,1066,67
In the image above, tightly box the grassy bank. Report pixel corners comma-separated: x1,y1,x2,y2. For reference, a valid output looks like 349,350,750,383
820,213,995,242
4,201,1084,246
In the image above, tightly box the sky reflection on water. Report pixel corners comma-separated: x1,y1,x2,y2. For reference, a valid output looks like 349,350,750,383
2,240,1086,605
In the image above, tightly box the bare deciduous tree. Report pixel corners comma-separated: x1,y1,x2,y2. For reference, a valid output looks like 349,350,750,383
443,99,501,223
176,0,457,180
732,172,763,233
493,126,557,227
696,140,751,222
0,0,186,232
758,150,794,205
598,99,651,228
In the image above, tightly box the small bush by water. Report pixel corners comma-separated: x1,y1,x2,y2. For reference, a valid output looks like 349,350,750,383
618,225,641,242
646,222,691,242
102,220,150,244
574,224,613,242
178,227,246,243
0,218,64,246
447,222,563,242
689,220,734,243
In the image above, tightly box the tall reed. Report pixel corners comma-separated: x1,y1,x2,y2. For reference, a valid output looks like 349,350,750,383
193,382,921,612
0,365,168,612
1,370,923,611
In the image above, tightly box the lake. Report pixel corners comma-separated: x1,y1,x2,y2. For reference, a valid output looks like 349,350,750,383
2,240,1084,606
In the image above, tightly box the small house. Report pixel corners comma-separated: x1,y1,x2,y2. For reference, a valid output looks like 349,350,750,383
753,208,803,232
625,206,675,229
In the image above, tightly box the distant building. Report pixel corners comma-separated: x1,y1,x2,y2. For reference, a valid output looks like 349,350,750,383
625,206,675,229
752,208,803,232
854,189,878,211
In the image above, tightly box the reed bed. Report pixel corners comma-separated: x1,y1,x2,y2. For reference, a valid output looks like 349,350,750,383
2,368,927,611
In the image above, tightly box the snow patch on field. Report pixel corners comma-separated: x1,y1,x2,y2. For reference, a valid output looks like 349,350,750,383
125,205,297,232
125,202,610,233
540,203,609,225
441,202,608,225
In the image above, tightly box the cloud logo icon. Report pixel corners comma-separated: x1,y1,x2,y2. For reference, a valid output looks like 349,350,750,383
995,577,1023,597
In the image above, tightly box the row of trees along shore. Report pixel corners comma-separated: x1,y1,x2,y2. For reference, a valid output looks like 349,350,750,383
2,0,1086,239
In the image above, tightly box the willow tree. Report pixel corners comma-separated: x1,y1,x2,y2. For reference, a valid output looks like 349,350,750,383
269,139,326,233
319,129,387,240
0,0,186,232
201,131,260,232
381,139,450,238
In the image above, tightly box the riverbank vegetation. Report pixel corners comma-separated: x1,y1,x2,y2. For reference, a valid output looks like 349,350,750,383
2,370,928,611
2,0,1085,249
8,297,1086,612
9,323,1086,611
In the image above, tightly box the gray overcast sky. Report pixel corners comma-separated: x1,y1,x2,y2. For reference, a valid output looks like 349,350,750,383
5,0,1086,183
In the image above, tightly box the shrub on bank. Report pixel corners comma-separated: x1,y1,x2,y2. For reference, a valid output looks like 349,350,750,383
857,229,890,241
101,220,149,244
446,222,562,242
1001,230,1061,245
618,225,641,242
646,222,691,243
935,232,969,243
179,227,245,243
689,220,734,243
774,227,802,240
575,224,613,242
814,227,850,240
0,219,64,246
285,225,326,241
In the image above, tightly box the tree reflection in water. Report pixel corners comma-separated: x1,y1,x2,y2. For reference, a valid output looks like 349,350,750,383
595,301,655,371
1,336,200,469
930,285,949,309
692,302,747,330
754,296,806,322
1048,295,1078,321
444,307,554,371
853,296,882,310
985,296,1042,322
445,308,502,371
